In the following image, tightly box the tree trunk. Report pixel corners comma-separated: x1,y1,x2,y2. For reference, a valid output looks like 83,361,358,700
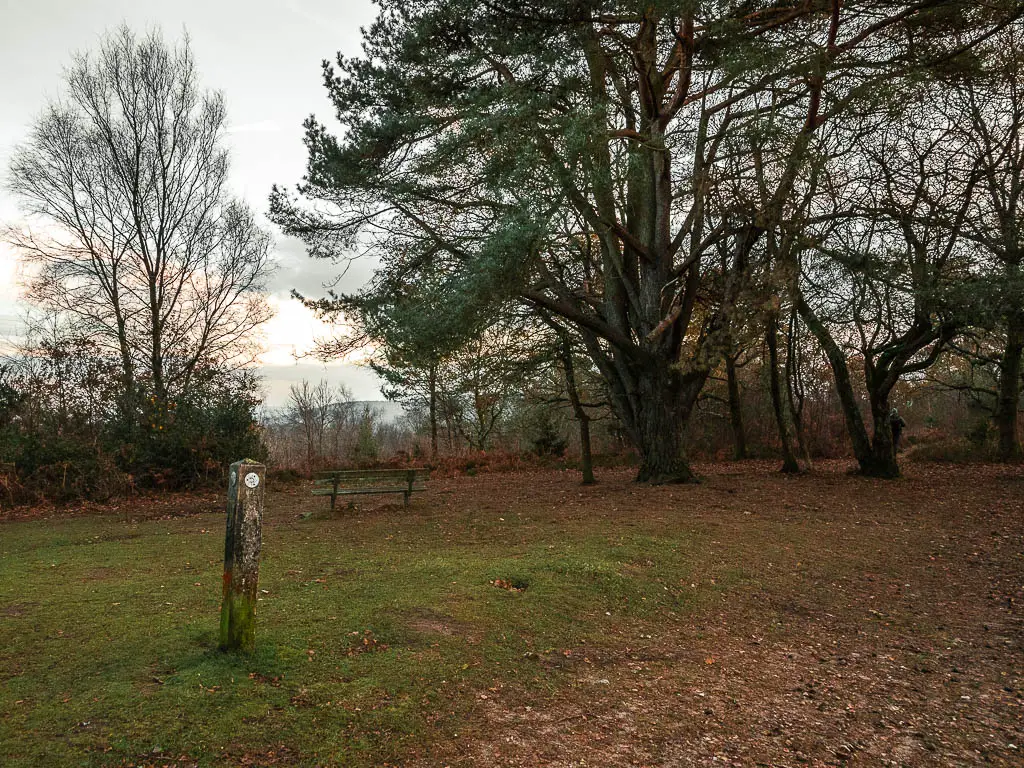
766,315,800,473
428,363,438,460
557,333,596,485
796,295,875,469
996,315,1023,461
785,310,813,469
113,307,139,435
577,411,595,485
863,392,900,478
634,368,697,484
148,274,166,403
725,353,748,460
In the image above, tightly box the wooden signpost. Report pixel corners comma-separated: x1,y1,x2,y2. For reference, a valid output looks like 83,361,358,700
219,459,265,653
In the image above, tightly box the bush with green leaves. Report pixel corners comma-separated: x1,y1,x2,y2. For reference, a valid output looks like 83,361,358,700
0,330,266,502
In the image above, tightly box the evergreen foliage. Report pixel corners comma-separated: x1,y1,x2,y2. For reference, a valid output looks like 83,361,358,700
272,1,1024,481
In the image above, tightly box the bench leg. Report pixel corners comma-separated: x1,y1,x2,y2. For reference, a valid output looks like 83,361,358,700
331,482,337,512
403,491,410,508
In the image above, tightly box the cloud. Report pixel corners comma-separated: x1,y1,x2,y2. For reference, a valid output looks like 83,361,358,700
259,361,383,405
261,294,343,366
267,234,376,301
225,120,282,134
284,0,349,31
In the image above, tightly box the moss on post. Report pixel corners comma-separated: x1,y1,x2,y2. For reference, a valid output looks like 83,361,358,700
219,459,265,653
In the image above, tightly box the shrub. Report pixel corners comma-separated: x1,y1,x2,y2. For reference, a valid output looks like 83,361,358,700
530,411,568,457
909,438,991,463
0,351,266,503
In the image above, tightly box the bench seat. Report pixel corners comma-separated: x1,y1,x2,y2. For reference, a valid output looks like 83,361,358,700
310,468,430,512
311,486,427,496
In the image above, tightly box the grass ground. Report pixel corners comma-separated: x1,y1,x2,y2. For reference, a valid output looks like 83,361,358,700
0,460,1022,767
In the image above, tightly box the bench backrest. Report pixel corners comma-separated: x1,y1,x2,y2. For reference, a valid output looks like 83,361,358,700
313,468,430,491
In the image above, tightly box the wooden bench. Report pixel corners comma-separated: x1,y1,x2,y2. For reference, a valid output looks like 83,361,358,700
311,468,430,512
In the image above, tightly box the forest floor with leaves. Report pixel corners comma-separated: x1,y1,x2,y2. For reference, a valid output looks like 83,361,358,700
1,460,1022,767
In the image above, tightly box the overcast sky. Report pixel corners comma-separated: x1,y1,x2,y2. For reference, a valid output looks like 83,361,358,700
0,0,385,405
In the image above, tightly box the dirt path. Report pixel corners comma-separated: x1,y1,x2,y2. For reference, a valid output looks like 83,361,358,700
395,461,1024,767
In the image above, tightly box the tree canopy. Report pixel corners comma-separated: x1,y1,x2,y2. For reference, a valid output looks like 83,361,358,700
272,1,1024,481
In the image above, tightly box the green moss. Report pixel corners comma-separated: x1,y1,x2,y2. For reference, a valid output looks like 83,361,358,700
219,589,257,653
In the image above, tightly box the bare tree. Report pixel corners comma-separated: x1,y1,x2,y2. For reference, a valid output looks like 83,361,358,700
794,97,975,477
5,26,272,424
952,29,1024,461
287,379,340,472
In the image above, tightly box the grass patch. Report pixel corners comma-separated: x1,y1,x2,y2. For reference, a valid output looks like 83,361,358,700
0,500,713,766
5,463,1019,766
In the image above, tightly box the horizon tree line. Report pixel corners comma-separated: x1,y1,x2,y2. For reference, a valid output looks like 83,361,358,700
3,6,1024,502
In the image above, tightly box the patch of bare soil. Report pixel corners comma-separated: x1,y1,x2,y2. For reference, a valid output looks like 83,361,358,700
1,489,222,521
399,460,1024,767
1,601,35,617
403,607,481,642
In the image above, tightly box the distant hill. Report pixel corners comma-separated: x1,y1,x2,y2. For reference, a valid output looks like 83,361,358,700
260,400,408,425
352,400,407,424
